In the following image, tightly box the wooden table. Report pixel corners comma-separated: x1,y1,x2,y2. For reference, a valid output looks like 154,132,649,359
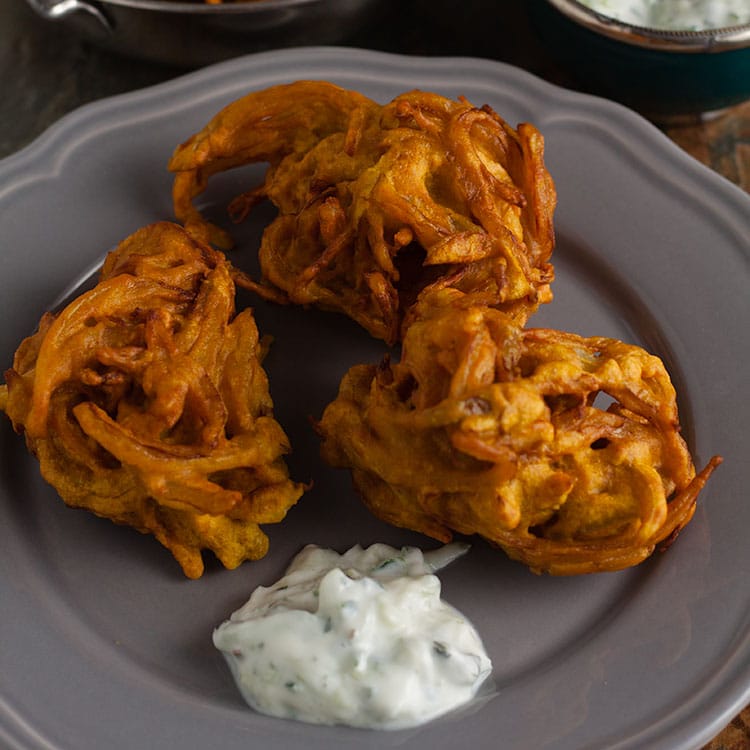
663,100,750,193
1,0,747,746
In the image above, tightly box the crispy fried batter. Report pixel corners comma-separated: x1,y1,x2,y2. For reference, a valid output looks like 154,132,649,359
0,222,304,578
1,81,720,580
318,290,721,574
169,81,556,344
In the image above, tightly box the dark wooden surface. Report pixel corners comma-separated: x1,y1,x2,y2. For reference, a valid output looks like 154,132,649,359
1,0,747,746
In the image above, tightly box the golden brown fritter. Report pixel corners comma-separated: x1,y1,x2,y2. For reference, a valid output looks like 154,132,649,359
318,290,720,575
169,81,556,344
0,222,304,578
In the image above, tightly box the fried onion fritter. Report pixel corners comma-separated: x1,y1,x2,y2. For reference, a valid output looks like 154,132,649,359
169,81,556,344
0,222,304,578
318,290,721,575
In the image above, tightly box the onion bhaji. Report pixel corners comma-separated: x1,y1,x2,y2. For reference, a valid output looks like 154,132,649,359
0,222,304,578
0,80,720,580
318,290,721,575
169,80,556,345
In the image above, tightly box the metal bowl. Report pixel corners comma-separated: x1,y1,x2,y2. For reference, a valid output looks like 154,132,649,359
528,0,750,119
23,0,389,68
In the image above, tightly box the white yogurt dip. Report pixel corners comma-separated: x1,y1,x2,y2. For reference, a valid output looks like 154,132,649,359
213,543,492,730
578,0,750,30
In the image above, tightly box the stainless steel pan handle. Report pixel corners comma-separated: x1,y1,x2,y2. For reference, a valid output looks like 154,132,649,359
24,0,113,34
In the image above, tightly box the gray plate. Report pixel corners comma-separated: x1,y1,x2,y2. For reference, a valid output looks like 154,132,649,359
0,48,748,750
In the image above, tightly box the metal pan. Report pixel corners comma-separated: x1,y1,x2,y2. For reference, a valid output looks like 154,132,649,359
23,0,388,67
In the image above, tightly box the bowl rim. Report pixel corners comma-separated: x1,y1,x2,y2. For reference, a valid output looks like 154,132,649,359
545,0,750,52
85,0,330,14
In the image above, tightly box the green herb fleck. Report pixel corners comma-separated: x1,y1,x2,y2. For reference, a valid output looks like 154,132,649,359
433,641,450,658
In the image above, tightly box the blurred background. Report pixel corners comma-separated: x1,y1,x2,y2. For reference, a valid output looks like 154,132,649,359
1,0,748,193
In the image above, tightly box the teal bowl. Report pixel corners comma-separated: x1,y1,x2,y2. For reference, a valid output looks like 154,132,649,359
528,0,750,119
